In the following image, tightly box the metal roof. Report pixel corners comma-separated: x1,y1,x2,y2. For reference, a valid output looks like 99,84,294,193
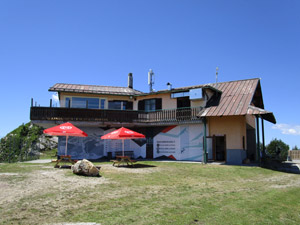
49,83,144,96
49,78,275,123
199,78,276,123
247,105,276,124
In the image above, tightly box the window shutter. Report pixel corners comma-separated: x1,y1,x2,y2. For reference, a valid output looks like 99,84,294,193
138,100,145,110
155,98,162,110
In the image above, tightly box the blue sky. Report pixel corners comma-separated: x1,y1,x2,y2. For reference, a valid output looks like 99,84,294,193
0,0,299,148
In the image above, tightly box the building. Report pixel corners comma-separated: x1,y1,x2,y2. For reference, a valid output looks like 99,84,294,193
30,73,276,164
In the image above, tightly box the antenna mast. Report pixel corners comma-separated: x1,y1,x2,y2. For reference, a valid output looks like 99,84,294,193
148,69,154,92
216,67,219,88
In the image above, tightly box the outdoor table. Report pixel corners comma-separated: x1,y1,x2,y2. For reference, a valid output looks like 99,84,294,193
111,156,137,167
53,155,77,168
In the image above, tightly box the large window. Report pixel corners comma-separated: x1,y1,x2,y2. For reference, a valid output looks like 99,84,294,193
138,98,162,112
65,97,106,109
108,101,133,110
145,99,156,112
72,97,99,109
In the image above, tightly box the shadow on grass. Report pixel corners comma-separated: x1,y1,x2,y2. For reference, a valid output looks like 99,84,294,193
261,160,300,174
114,163,157,169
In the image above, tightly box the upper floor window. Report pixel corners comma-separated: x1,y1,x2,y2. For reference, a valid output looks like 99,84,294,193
138,98,162,112
108,100,133,110
171,91,189,98
145,99,156,112
65,97,106,109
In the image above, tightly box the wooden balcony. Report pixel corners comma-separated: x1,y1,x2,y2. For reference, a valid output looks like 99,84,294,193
30,106,203,124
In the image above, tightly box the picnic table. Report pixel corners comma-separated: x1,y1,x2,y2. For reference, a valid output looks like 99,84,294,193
110,156,137,167
52,155,77,168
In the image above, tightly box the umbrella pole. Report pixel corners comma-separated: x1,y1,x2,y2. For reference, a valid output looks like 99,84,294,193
122,139,124,157
65,136,68,156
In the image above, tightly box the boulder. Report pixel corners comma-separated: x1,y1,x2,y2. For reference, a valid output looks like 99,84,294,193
71,159,100,177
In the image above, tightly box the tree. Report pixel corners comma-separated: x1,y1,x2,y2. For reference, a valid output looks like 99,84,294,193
292,145,299,150
266,139,289,161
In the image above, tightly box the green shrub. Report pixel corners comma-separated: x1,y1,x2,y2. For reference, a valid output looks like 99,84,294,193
266,138,289,161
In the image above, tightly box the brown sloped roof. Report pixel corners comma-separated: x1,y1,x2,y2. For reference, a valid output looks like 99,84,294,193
49,83,144,96
199,78,276,123
247,105,276,123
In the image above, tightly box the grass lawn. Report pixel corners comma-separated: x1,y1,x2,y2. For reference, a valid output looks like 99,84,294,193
0,160,299,225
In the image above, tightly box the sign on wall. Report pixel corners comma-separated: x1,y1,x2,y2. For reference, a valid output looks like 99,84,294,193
153,124,204,161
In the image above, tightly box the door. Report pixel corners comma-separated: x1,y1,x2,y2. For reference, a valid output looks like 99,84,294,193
214,136,226,161
208,135,226,161
246,125,256,161
176,97,191,120
146,137,153,159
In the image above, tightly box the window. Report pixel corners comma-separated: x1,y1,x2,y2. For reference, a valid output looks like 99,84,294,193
65,97,106,109
108,101,122,110
72,97,99,109
108,101,133,110
145,99,156,112
138,98,162,112
100,99,105,109
171,91,189,98
65,97,71,108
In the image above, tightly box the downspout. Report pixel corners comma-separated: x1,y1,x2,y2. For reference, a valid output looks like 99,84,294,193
203,117,207,164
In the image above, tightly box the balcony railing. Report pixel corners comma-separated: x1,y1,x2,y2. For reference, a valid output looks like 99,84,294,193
30,106,203,124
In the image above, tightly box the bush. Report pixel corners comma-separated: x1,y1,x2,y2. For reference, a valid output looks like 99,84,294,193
266,139,289,161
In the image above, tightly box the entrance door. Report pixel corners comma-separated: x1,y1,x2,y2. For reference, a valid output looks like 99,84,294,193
205,135,226,161
215,136,226,161
146,137,153,159
246,125,256,161
210,135,226,161
146,128,154,159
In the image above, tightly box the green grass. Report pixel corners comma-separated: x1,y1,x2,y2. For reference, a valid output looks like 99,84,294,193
0,161,299,225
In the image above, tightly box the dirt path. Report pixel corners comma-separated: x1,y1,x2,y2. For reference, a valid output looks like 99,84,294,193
0,166,109,205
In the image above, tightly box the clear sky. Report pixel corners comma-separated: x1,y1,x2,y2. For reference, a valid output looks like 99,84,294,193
0,0,299,148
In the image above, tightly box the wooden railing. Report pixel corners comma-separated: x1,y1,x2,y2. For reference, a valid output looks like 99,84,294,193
30,106,203,124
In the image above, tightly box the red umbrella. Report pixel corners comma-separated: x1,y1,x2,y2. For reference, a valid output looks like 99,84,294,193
101,127,145,156
43,122,88,156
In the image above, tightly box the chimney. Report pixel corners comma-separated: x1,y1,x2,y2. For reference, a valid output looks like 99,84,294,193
128,73,133,89
167,82,172,90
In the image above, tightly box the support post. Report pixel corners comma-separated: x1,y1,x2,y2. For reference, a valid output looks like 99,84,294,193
256,116,260,164
261,118,265,161
203,118,207,164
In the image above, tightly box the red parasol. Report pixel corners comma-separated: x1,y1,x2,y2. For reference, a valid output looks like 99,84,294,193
43,122,88,156
101,127,145,156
